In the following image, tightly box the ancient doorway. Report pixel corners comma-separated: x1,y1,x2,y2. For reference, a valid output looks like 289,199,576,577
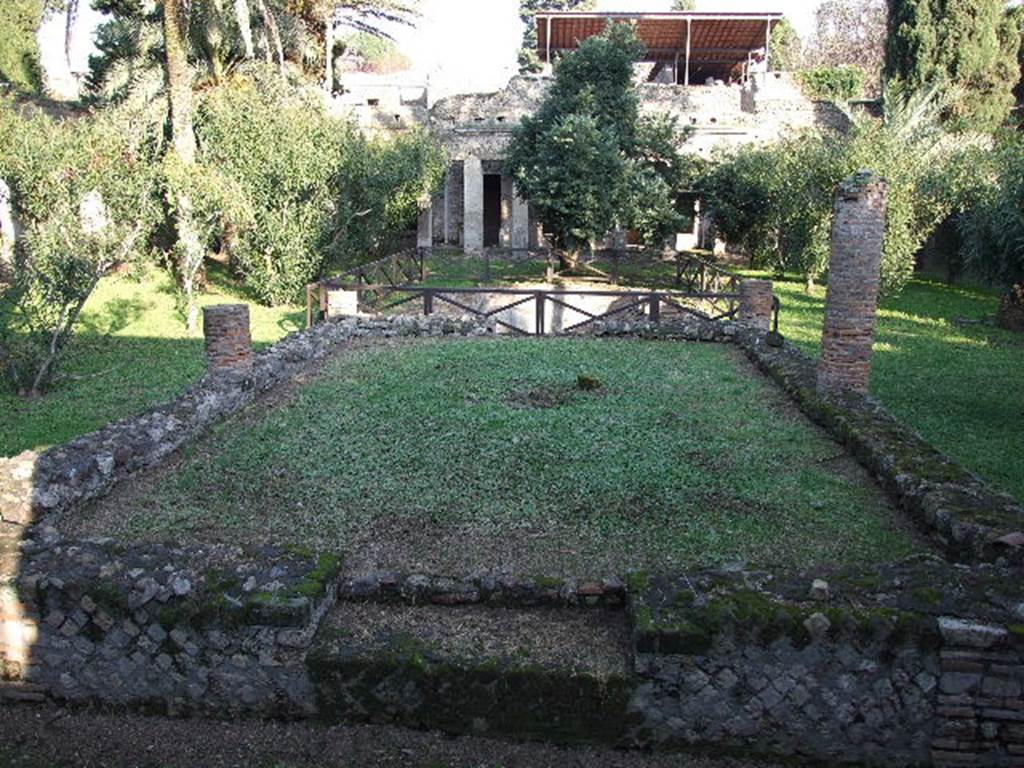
483,174,502,247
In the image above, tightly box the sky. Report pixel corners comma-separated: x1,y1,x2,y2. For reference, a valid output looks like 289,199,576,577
39,0,823,97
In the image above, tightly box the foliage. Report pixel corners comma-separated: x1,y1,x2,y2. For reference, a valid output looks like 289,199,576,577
701,84,966,291
0,0,44,94
0,264,303,455
508,25,693,260
517,0,595,74
769,18,802,72
0,100,162,395
798,65,865,102
671,0,696,10
195,70,445,304
339,30,410,72
955,133,1024,291
886,0,1023,132
804,0,886,97
86,0,418,101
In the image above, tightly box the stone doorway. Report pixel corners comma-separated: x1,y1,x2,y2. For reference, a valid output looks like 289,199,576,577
483,174,502,247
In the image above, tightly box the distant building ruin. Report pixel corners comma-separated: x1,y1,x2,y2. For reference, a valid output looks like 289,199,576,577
333,11,849,253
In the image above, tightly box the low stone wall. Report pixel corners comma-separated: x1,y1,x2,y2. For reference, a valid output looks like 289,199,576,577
727,326,1024,567
1,539,340,716
628,559,1024,767
0,315,495,528
1,305,1022,765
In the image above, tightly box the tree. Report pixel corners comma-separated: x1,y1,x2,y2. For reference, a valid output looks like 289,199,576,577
805,0,887,97
886,0,1023,132
163,0,206,330
769,18,802,71
701,83,967,292
671,0,696,10
0,0,44,94
0,100,161,395
517,0,596,74
956,134,1024,331
507,24,692,270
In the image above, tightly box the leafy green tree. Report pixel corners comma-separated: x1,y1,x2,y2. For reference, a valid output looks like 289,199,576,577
0,0,44,94
955,133,1024,330
517,0,596,74
701,83,966,292
886,0,1023,132
0,100,162,395
769,18,802,71
507,24,692,269
195,70,445,303
671,0,696,10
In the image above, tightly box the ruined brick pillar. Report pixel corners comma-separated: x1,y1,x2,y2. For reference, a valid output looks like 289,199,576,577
203,304,252,373
738,279,774,330
818,171,889,396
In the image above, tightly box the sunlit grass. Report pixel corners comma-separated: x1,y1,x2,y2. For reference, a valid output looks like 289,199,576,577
0,264,303,456
759,273,1023,502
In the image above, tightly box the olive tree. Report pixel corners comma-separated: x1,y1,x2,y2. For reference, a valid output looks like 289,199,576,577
507,24,693,270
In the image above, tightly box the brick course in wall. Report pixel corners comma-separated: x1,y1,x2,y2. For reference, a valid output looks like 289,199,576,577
818,171,889,395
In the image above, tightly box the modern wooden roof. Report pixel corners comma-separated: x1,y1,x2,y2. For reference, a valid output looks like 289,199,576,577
535,11,784,81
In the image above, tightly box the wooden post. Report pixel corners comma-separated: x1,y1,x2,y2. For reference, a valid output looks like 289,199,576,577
423,290,434,316
649,293,660,323
535,293,545,335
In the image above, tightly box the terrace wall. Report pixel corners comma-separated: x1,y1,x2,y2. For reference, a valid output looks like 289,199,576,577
0,313,1021,767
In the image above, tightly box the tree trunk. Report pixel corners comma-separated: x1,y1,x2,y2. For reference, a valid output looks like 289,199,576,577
256,0,286,78
996,285,1024,334
558,249,580,272
235,0,255,59
163,0,205,331
323,13,334,96
164,0,196,165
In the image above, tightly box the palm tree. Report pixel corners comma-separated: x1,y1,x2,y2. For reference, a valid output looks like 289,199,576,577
163,0,205,330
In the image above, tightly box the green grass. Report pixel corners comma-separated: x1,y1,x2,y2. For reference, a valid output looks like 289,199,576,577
760,274,1024,502
76,338,918,576
0,265,303,457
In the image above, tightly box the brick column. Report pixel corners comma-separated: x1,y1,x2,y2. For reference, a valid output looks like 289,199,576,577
738,279,774,330
818,171,888,396
203,304,252,373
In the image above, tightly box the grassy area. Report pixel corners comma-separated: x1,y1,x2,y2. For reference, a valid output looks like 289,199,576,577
761,275,1024,502
74,338,919,577
0,265,303,457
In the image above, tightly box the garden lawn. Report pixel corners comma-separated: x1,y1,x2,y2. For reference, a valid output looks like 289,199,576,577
0,265,303,457
73,338,920,578
762,275,1024,503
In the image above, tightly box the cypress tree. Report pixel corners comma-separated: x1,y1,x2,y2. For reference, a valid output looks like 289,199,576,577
885,0,1023,132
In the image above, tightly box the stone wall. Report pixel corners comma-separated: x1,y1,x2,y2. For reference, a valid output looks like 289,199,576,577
1,538,338,716
628,560,1024,767
0,315,496,528
1,306,1022,765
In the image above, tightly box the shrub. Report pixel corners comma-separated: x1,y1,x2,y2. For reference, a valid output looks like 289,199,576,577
0,0,44,94
196,70,445,305
798,65,865,102
956,134,1024,292
0,99,162,395
701,87,968,292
